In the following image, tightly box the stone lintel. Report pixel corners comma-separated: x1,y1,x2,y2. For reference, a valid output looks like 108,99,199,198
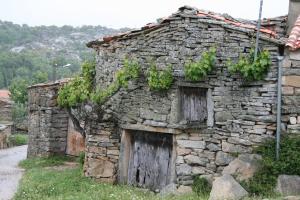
121,124,182,134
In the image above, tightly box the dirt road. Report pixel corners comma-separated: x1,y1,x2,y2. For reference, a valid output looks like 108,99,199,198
0,145,27,200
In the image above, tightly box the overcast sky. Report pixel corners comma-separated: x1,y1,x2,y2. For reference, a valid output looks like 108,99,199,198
0,0,289,29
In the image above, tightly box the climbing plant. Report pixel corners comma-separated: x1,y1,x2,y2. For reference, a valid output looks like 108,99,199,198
227,48,271,81
58,61,95,108
90,58,141,104
147,63,173,91
58,58,140,107
184,48,216,82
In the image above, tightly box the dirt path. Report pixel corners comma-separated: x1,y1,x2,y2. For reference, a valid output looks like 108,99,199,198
0,145,27,200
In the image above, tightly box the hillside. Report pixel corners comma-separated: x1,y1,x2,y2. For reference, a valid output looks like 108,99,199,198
0,20,127,89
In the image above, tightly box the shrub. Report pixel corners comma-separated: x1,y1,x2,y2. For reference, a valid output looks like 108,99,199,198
184,48,216,82
241,136,300,197
192,176,211,197
147,64,173,91
9,134,28,146
12,102,27,123
227,49,271,81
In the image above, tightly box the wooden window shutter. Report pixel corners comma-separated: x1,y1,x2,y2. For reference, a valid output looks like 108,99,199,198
180,87,207,122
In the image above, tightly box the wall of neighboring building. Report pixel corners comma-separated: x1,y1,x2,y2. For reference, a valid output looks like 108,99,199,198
282,49,300,134
0,99,12,123
85,15,282,188
27,82,69,157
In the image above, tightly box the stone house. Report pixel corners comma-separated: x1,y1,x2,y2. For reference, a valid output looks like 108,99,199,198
83,5,291,190
27,81,85,157
26,2,300,192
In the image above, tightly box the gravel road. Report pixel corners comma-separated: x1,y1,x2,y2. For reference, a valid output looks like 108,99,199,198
0,145,27,200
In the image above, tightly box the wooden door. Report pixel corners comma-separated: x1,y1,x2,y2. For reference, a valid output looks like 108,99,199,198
66,119,85,156
127,131,173,191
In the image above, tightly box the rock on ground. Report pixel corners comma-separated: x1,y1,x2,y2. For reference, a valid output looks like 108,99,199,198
222,154,261,181
209,174,248,200
276,175,300,196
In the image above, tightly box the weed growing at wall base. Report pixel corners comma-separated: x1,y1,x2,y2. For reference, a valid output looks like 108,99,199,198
240,135,300,197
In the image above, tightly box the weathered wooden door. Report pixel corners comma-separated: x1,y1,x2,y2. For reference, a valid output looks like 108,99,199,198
127,131,173,191
66,119,85,156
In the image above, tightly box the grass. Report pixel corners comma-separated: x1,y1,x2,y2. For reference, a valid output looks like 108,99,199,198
9,134,28,146
15,156,203,200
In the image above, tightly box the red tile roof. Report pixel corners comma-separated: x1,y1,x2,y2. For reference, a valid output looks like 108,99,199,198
0,90,10,99
87,6,282,48
286,15,300,51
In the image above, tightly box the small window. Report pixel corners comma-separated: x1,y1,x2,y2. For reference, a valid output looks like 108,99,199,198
179,87,207,123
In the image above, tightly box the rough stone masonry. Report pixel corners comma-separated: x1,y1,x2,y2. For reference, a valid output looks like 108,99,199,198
26,5,300,191
83,6,292,189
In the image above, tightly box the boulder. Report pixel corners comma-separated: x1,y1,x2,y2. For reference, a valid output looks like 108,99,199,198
160,183,177,196
209,174,248,200
276,175,300,196
222,154,262,181
215,151,234,166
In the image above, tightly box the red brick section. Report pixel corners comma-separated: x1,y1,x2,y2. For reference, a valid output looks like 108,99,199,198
286,15,300,51
0,90,10,100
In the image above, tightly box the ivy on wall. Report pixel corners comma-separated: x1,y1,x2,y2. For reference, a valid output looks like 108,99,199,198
184,48,216,82
227,48,271,81
147,63,173,91
57,61,95,108
58,59,140,107
58,47,272,108
91,59,140,104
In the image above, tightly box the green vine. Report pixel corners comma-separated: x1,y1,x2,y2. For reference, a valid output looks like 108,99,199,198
147,63,173,91
58,58,140,107
184,48,216,81
90,59,140,104
58,61,95,108
227,48,271,81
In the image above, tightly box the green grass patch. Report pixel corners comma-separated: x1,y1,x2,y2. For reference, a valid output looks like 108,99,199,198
241,135,300,197
15,156,203,200
192,177,211,198
9,134,28,146
19,156,75,170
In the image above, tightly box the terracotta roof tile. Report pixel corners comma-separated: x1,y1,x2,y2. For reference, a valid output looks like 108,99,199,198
0,90,10,99
87,6,282,48
286,15,300,51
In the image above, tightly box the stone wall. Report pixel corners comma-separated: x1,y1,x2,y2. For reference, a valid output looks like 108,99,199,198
0,124,11,149
84,7,285,189
27,81,69,157
282,49,300,134
0,99,12,123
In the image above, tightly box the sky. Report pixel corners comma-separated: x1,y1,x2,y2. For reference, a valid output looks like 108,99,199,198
0,0,289,29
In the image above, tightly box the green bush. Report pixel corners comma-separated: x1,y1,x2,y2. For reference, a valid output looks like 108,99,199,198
192,176,211,197
147,64,173,91
12,102,27,123
9,134,28,146
184,48,216,82
241,136,300,197
227,49,271,81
